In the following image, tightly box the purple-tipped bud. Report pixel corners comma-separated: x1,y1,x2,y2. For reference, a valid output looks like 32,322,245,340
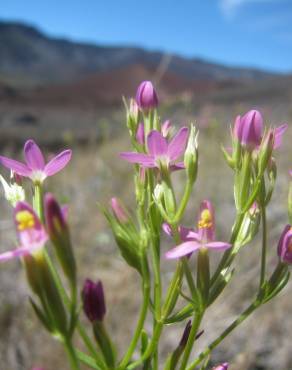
234,109,263,150
45,193,67,235
179,320,192,348
45,193,76,284
135,81,158,110
136,123,145,145
110,197,129,223
129,99,139,120
82,279,106,322
277,225,292,264
212,363,229,370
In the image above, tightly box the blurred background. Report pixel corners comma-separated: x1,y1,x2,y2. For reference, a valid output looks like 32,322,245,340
0,1,292,369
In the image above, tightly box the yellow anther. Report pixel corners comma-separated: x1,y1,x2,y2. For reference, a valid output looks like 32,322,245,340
16,210,35,231
198,209,212,229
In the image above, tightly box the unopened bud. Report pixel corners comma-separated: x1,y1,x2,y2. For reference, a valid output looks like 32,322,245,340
179,320,192,348
136,122,145,145
0,175,25,206
234,109,263,150
82,279,106,322
161,120,172,137
110,197,129,223
135,81,158,110
184,125,198,182
258,129,274,174
45,193,76,285
288,171,292,225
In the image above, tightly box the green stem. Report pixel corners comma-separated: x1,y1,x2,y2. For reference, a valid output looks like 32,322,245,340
259,205,267,288
118,257,150,369
33,182,44,222
179,311,203,370
174,180,193,223
127,262,184,370
187,300,261,370
210,211,245,286
63,337,81,370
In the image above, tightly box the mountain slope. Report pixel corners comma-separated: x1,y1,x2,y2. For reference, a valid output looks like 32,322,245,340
0,20,279,85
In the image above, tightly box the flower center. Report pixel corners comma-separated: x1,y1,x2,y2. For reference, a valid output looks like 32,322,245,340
16,210,35,231
198,209,212,229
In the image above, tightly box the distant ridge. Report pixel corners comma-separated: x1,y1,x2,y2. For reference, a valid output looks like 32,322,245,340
0,20,279,87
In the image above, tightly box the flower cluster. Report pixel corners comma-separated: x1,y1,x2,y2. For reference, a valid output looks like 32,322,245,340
0,80,291,370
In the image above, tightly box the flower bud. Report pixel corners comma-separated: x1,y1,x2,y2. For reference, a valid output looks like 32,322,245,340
179,320,192,348
82,279,106,322
184,124,198,182
212,363,229,370
257,129,274,174
136,123,145,145
110,197,129,223
135,81,158,110
0,175,25,207
161,120,172,137
288,172,292,224
44,193,76,285
129,98,139,122
277,224,292,264
11,171,23,186
234,109,263,150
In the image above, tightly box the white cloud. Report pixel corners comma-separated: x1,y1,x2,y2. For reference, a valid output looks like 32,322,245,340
220,0,283,18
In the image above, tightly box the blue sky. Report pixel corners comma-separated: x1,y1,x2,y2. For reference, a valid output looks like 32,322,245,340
1,0,292,72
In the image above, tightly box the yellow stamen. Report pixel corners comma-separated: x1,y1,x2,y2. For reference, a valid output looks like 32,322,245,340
16,210,35,231
198,209,212,229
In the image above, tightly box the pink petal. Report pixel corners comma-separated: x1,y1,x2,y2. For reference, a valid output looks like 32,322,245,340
205,241,232,250
273,124,288,149
165,241,201,259
0,156,31,176
179,226,199,241
24,140,45,170
162,223,173,236
167,127,189,161
162,120,171,137
170,162,185,171
147,131,168,156
0,244,41,262
44,149,72,176
120,152,156,167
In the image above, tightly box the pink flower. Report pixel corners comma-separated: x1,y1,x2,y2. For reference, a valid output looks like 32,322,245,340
0,202,48,262
120,127,189,171
277,224,292,264
0,139,72,183
165,200,231,259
